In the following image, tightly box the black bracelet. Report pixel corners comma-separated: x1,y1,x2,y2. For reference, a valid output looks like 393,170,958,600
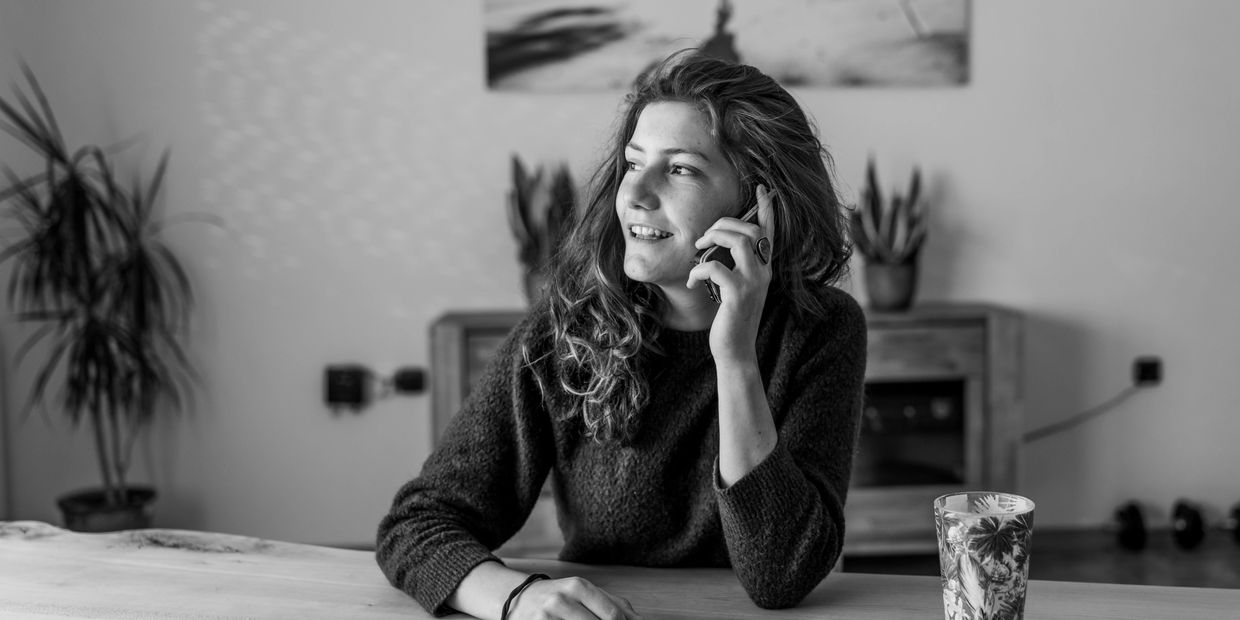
500,573,550,620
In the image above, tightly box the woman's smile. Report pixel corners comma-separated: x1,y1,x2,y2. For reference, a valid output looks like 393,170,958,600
628,224,673,241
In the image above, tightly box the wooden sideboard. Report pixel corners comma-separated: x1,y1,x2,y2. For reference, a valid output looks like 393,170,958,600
846,303,1022,555
429,302,1022,558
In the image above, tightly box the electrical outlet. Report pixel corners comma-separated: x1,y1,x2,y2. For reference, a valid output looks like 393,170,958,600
1133,357,1162,387
325,364,369,409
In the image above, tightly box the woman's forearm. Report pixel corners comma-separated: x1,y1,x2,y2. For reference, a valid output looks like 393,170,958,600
448,560,529,620
715,359,777,486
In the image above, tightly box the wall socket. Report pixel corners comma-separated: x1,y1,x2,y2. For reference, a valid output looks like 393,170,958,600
1133,357,1162,386
325,364,369,410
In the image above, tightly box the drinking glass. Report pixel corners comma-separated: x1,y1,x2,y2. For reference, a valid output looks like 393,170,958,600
934,492,1035,620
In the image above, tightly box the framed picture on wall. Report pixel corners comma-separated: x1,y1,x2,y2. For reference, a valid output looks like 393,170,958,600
485,0,971,91
429,311,525,443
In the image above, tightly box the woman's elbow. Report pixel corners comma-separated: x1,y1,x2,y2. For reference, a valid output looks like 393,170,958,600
747,583,814,610
743,542,840,609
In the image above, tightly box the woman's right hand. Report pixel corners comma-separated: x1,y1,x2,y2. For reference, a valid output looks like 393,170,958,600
508,576,642,620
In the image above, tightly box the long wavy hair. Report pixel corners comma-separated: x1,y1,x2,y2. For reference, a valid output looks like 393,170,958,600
530,51,851,442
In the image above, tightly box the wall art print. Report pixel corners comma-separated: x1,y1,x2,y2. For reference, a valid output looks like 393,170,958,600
485,0,970,91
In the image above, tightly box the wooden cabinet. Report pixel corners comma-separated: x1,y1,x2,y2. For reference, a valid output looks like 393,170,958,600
845,303,1022,555
429,303,1021,558
429,311,526,444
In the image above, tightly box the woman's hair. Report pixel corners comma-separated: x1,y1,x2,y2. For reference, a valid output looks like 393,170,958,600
530,50,851,442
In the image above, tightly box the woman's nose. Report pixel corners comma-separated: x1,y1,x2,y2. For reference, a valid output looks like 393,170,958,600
619,168,658,211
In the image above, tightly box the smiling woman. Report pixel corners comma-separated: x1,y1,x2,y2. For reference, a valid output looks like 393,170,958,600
377,51,865,620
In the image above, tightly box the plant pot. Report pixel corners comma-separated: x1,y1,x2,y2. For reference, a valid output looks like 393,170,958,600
56,486,157,533
864,261,918,312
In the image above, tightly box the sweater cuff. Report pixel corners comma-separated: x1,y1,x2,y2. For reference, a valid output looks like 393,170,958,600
417,542,504,617
713,440,802,525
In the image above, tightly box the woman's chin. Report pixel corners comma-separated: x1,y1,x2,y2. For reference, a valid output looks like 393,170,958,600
623,251,695,290
623,267,653,284
621,256,650,282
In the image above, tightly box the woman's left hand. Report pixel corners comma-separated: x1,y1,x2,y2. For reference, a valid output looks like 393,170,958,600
689,184,776,364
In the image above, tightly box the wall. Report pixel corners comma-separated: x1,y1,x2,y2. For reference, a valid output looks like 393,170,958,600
0,0,1237,544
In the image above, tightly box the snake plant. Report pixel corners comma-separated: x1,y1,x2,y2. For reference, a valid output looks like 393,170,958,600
850,157,926,264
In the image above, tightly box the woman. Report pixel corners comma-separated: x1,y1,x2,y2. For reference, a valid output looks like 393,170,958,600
377,51,867,620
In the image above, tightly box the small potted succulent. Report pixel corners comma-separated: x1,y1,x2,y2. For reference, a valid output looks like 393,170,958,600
849,157,927,311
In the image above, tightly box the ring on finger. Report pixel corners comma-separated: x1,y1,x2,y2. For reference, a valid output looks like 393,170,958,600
754,236,772,265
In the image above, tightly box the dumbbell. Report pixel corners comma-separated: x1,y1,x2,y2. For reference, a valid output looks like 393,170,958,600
1117,499,1240,550
1167,499,1240,549
1171,499,1205,550
1114,501,1147,551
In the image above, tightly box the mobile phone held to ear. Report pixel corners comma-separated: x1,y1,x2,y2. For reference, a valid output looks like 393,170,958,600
693,203,760,303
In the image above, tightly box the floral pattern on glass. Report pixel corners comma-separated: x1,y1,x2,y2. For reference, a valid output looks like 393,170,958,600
935,492,1035,620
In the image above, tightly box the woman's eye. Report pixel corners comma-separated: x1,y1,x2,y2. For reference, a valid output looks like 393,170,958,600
625,161,640,171
669,164,695,176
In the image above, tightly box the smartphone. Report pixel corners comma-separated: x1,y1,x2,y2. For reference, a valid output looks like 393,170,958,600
693,203,760,303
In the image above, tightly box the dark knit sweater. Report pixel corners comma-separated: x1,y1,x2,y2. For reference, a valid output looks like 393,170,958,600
376,286,867,615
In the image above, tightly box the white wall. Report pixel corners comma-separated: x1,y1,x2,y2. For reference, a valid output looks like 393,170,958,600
1,0,1237,543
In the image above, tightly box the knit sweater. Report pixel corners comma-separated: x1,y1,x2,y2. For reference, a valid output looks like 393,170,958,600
376,285,867,615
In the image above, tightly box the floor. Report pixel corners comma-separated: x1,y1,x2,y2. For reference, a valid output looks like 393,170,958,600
843,528,1240,589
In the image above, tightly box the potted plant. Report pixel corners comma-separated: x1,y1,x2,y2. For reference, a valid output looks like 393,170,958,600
506,154,575,304
849,157,927,311
0,64,203,531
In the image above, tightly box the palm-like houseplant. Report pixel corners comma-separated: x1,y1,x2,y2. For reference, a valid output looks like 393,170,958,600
849,157,926,311
0,64,200,531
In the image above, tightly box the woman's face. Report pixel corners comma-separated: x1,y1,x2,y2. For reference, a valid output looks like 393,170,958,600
615,101,743,291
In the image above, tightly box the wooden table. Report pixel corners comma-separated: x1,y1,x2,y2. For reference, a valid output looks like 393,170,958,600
2,521,1237,619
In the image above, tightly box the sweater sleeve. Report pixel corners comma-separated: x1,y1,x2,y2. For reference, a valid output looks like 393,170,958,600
714,289,868,608
375,315,554,616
